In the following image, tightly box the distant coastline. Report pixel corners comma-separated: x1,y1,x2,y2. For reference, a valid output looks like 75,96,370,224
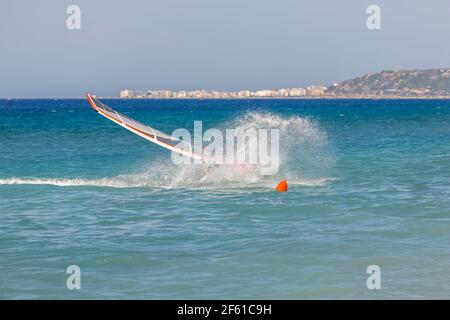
113,95,450,100
3,95,450,100
4,69,450,100
118,87,328,99
118,68,450,100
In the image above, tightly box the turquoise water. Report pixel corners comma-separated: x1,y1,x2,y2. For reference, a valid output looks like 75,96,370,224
1,99,450,299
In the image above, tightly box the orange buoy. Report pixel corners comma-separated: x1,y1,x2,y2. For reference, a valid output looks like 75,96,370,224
275,179,288,192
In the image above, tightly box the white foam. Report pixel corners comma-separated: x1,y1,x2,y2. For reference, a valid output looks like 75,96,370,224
0,177,145,188
0,175,335,189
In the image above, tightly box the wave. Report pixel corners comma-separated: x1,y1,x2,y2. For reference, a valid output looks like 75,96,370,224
0,177,143,188
0,176,335,189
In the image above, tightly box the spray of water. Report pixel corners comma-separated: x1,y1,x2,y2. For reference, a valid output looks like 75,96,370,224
0,112,335,189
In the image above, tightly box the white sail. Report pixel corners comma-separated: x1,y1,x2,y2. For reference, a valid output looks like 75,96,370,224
86,94,202,160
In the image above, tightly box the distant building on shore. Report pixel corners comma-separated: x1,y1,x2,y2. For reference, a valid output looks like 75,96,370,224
254,90,276,97
237,90,251,98
288,88,306,97
119,89,134,98
306,86,327,96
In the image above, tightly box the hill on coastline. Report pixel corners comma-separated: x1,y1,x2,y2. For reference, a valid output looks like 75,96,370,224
327,69,450,97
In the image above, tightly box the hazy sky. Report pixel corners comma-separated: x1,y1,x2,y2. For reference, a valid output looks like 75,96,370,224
1,0,450,98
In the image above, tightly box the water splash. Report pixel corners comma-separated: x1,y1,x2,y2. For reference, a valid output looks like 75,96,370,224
0,112,334,189
229,111,334,181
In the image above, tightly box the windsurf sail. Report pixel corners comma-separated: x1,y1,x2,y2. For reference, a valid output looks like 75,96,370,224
86,94,202,160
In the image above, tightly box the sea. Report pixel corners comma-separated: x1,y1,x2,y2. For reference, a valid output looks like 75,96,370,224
0,98,449,299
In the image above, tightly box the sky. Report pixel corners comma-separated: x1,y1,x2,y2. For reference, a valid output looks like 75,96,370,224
1,0,450,98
